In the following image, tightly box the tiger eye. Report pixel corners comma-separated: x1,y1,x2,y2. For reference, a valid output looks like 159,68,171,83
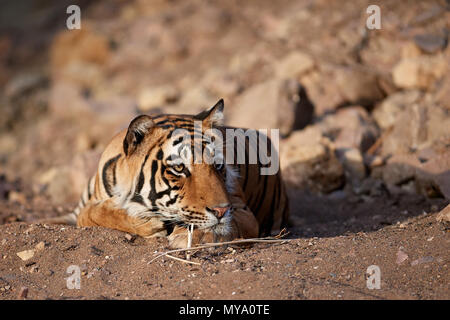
173,164,185,173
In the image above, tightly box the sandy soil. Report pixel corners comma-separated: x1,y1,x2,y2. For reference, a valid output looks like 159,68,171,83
0,188,448,300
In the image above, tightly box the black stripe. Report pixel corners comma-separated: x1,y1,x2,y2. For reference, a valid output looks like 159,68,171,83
157,149,164,160
260,177,279,236
165,195,178,206
148,160,159,205
87,179,92,200
163,221,175,235
242,163,250,191
253,173,268,215
172,136,184,146
102,154,121,197
131,194,145,205
136,154,149,194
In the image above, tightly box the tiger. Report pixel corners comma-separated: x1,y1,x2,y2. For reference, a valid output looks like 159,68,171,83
48,99,289,248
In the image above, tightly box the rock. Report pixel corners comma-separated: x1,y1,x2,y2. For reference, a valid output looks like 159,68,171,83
18,286,29,299
137,85,179,112
382,154,421,186
319,106,379,152
435,72,450,110
39,165,89,205
365,154,385,169
227,79,314,136
401,42,423,59
35,241,46,251
379,149,450,199
373,90,422,130
415,151,450,199
299,67,347,116
392,54,448,89
49,81,91,116
278,80,315,137
0,133,18,155
336,148,366,185
8,191,27,205
280,128,344,193
381,102,450,156
4,72,48,99
275,51,314,79
396,247,409,265
50,27,111,71
202,69,242,98
16,249,35,261
57,61,104,92
335,65,385,107
413,33,448,54
412,4,443,25
436,204,450,223
1,70,49,132
226,80,278,129
178,86,216,113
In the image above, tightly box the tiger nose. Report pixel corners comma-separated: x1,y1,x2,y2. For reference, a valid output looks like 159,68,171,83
212,205,231,218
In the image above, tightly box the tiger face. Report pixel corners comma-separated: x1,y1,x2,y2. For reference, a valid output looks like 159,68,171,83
118,100,236,235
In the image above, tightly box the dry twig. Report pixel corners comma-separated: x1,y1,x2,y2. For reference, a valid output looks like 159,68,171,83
148,228,290,265
165,254,201,265
186,223,194,260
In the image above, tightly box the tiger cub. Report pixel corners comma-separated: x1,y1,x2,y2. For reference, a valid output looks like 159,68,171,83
57,99,289,248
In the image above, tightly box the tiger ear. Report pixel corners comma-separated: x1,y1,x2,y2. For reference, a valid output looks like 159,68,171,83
194,99,224,126
123,115,154,156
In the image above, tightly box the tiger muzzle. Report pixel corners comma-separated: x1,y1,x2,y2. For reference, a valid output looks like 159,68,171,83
210,205,231,219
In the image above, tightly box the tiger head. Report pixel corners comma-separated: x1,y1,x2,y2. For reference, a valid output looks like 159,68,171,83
117,99,237,235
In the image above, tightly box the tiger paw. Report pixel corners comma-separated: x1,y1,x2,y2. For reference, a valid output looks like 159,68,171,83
167,226,216,249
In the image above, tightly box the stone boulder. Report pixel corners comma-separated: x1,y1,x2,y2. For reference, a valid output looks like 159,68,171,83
275,51,315,79
318,106,380,152
280,127,344,193
226,79,314,137
381,101,450,157
38,151,100,205
373,90,422,130
392,54,448,89
415,151,450,200
334,65,385,107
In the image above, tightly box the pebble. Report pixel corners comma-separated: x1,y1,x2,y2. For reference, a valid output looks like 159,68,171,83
16,249,35,261
18,286,28,299
35,241,46,251
396,247,409,265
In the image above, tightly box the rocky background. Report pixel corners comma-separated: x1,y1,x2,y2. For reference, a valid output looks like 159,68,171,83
0,0,449,300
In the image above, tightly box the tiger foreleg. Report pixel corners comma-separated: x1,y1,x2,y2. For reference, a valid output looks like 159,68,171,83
77,199,167,238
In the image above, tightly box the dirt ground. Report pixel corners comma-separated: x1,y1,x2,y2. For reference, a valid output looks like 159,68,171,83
0,186,448,300
0,0,449,300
